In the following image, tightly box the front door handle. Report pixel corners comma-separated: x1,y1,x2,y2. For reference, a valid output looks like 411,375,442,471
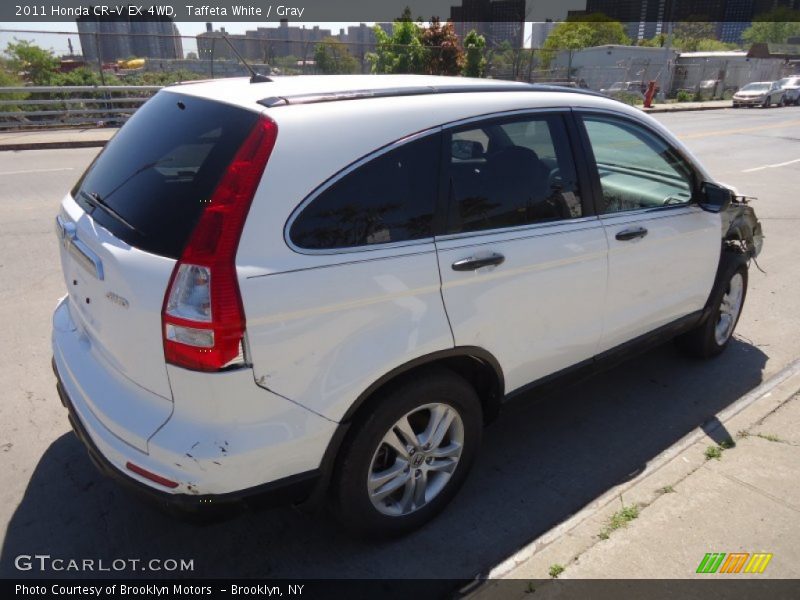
615,227,648,241
452,252,505,271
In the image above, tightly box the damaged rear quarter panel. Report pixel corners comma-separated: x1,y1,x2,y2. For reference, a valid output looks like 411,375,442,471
148,366,338,495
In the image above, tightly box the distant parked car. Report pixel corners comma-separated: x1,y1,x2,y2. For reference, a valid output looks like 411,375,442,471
777,76,800,105
732,81,786,108
694,79,721,100
600,81,646,100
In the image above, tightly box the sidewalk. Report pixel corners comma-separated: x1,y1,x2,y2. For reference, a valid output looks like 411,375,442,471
642,99,732,113
0,127,117,151
471,360,800,596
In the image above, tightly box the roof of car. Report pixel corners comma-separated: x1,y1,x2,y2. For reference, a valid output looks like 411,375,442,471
166,74,605,109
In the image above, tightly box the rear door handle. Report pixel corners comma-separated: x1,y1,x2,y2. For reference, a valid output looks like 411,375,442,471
452,253,505,271
615,227,648,241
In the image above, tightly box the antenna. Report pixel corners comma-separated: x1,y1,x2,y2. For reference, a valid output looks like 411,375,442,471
220,34,273,83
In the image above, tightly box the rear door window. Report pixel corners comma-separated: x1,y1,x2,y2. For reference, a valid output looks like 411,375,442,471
289,133,440,250
445,113,583,234
71,92,259,259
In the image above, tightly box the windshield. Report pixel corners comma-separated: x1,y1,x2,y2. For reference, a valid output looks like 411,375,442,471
741,83,769,92
71,92,258,259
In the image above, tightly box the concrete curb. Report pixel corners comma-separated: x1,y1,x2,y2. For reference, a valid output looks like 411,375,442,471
0,140,110,152
642,104,731,114
464,358,800,594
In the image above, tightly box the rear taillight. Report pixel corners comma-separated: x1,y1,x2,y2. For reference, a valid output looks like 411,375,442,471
162,116,277,371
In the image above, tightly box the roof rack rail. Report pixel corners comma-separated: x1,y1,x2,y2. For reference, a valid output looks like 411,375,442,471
258,83,604,108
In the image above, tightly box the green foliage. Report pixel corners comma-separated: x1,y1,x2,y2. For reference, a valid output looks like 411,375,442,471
639,31,737,52
51,67,119,86
676,90,694,102
542,13,630,66
548,564,565,578
368,8,427,74
3,40,60,84
462,29,487,78
742,8,800,44
0,65,28,112
124,69,204,85
421,18,463,76
314,37,359,74
615,91,644,106
487,40,533,80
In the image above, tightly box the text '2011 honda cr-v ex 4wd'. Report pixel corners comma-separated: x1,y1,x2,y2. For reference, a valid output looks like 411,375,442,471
52,75,763,537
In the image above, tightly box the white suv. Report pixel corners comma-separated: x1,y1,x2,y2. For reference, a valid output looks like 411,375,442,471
52,75,763,537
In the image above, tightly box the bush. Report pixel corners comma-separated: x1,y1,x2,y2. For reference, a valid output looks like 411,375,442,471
615,92,643,106
676,90,693,102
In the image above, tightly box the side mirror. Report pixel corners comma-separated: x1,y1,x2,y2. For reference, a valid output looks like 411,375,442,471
698,182,734,213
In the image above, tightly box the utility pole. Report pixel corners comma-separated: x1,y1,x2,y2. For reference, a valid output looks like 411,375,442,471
659,0,675,101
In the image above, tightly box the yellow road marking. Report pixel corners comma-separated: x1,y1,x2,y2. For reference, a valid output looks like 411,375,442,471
678,119,800,140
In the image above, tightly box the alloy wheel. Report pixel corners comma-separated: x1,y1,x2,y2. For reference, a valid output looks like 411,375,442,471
367,403,464,517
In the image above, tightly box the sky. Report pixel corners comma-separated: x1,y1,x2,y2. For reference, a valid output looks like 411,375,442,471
0,18,565,57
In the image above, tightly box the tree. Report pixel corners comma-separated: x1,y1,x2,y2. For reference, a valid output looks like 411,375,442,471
368,7,427,74
314,37,359,74
543,14,630,52
421,18,463,75
541,14,630,66
3,40,60,85
462,29,487,78
186,51,198,60
742,8,800,44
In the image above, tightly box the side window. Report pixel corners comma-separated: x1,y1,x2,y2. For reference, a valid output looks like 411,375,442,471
582,116,695,214
446,114,582,234
289,134,440,250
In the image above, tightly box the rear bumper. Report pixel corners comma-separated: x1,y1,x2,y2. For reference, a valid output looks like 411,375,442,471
51,295,339,510
53,363,319,511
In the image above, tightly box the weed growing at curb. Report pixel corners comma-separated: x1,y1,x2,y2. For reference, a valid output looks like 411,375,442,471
549,564,565,579
705,438,735,460
657,485,675,494
757,433,782,442
598,505,639,539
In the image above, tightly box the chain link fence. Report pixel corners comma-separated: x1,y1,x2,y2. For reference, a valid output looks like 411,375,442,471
1,28,797,129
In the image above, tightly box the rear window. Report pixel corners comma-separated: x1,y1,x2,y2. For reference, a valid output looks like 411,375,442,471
71,92,259,258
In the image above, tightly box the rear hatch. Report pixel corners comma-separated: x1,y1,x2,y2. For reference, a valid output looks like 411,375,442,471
60,90,260,409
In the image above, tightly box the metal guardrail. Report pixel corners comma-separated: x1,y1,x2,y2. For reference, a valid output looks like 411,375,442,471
0,85,162,130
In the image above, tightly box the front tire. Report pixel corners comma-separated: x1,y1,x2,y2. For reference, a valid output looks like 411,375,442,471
676,250,748,359
332,368,482,538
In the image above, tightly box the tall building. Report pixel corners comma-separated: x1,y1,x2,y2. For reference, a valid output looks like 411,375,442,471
450,0,526,47
198,20,332,62
530,19,557,49
77,13,182,62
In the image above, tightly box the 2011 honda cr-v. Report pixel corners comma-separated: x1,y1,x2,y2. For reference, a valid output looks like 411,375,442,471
52,75,763,537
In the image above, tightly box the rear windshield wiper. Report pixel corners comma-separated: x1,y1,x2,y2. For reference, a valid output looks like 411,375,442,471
79,190,146,237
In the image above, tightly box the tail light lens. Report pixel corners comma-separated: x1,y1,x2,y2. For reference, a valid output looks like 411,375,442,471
162,116,278,371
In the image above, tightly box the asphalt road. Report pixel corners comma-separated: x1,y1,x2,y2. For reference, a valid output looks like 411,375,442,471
1,107,799,583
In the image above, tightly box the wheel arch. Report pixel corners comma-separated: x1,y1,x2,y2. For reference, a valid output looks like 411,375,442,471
339,346,505,426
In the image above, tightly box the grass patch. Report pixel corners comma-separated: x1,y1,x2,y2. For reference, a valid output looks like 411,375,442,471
657,485,675,494
548,564,565,579
705,439,735,460
757,433,782,443
598,504,639,539
737,430,750,439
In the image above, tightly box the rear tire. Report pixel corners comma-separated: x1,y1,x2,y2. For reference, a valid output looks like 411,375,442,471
331,368,482,538
676,250,748,359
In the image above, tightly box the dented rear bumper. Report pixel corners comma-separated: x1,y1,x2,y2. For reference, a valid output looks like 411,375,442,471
52,296,338,510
